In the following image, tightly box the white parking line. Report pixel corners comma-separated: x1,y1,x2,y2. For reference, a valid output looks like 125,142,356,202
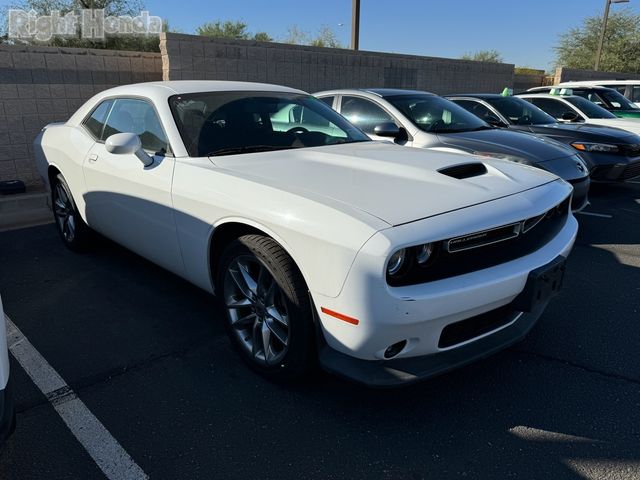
576,211,613,218
5,315,148,480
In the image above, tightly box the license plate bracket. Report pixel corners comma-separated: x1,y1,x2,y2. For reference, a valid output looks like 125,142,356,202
512,256,566,312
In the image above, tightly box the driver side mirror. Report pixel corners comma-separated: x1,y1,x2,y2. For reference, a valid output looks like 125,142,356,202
373,122,401,138
105,133,153,167
560,111,580,122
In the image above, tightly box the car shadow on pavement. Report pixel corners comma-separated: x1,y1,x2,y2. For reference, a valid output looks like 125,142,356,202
0,184,638,479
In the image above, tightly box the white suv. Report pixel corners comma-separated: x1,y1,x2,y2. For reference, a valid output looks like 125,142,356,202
558,80,640,107
0,295,14,445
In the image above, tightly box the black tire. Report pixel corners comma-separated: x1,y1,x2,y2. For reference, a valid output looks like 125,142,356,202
217,234,315,381
51,174,91,252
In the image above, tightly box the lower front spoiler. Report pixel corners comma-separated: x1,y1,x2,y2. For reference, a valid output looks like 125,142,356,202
0,378,16,446
319,302,547,388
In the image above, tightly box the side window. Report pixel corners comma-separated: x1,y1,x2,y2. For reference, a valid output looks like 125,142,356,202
103,98,170,154
454,99,495,121
318,96,335,108
83,100,113,140
527,98,570,119
340,96,395,134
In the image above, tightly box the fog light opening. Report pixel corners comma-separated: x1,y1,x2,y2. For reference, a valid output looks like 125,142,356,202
384,340,407,359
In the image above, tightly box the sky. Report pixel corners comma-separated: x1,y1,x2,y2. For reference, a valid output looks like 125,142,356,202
5,0,640,70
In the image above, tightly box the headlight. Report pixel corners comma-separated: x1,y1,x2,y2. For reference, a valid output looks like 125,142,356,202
571,142,619,153
387,243,436,279
474,151,533,165
387,249,407,276
416,243,434,265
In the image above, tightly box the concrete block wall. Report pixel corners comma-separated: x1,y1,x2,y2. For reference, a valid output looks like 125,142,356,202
0,44,162,187
554,67,640,84
513,71,547,93
160,33,515,95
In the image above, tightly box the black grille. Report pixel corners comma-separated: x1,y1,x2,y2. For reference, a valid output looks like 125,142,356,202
438,163,487,179
438,303,518,348
387,196,571,287
619,144,640,157
621,161,640,180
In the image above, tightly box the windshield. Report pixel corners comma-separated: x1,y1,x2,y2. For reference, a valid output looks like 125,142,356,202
485,97,557,125
575,88,639,111
385,94,489,133
169,91,370,157
564,96,617,119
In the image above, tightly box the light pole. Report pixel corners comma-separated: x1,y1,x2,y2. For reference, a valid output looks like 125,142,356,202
594,0,630,71
351,0,360,50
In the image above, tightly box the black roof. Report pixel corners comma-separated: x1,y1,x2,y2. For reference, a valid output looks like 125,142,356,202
362,88,435,97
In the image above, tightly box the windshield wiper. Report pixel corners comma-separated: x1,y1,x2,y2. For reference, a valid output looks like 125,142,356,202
207,145,294,156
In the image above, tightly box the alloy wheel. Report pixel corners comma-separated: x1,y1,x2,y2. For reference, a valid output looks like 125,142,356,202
53,183,76,243
223,255,290,366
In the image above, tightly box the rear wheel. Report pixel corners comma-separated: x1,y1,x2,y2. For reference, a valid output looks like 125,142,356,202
218,234,315,381
52,174,91,252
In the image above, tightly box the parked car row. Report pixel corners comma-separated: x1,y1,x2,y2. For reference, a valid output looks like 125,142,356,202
29,78,637,389
315,88,590,210
526,85,640,118
447,93,640,182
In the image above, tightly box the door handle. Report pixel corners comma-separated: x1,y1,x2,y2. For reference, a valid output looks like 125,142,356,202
88,154,98,162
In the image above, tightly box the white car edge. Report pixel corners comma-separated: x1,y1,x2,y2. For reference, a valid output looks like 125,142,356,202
0,294,15,444
34,81,577,386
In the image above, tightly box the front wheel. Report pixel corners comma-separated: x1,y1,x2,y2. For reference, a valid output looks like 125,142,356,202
217,234,315,381
52,174,91,252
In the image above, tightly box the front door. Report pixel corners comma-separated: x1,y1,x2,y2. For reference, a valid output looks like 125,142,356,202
83,97,184,276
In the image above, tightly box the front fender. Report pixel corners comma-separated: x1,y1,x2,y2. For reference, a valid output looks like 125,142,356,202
171,159,385,297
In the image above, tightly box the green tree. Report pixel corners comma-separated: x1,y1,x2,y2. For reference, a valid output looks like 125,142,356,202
460,49,504,63
555,8,640,73
253,31,272,42
309,25,342,48
195,20,272,42
283,24,307,45
283,24,343,48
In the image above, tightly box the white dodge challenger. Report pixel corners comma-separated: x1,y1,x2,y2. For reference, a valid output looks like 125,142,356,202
34,81,577,386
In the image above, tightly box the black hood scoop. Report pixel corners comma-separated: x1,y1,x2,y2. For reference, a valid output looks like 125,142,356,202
438,162,487,179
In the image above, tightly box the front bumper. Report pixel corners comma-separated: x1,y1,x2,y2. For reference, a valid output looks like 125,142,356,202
578,150,640,182
313,181,577,385
0,377,15,446
319,298,547,387
589,158,640,182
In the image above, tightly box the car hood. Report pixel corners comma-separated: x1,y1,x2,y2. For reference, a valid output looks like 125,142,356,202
435,128,575,163
211,142,558,227
522,123,640,143
587,118,640,135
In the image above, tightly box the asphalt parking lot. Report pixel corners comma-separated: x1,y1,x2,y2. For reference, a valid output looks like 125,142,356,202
0,182,639,480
